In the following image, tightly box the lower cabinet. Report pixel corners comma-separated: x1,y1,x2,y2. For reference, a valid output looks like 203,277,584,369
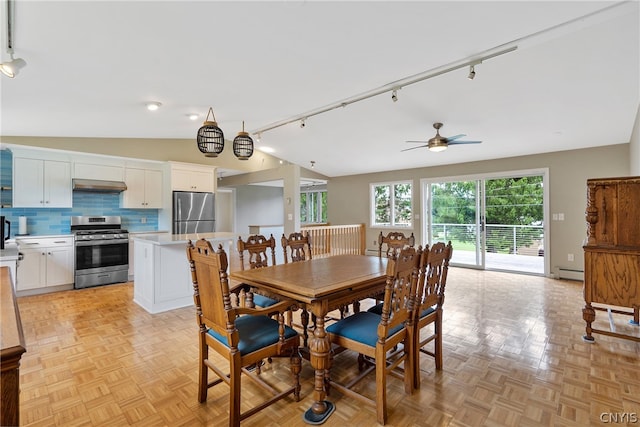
16,237,74,291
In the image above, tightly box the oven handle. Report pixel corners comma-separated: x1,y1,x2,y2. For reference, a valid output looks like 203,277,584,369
75,239,129,246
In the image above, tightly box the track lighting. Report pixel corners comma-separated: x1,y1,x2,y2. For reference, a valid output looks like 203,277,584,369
468,65,476,80
300,118,306,128
0,56,26,78
1,0,27,78
310,161,315,169
391,89,398,102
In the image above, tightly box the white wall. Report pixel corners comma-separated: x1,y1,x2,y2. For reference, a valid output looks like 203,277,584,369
235,185,284,236
630,104,640,176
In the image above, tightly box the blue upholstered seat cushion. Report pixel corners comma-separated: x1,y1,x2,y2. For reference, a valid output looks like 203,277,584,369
252,293,279,308
208,315,298,355
368,303,436,318
326,312,404,347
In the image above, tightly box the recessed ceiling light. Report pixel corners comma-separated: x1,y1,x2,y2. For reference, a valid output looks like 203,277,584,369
188,114,199,121
146,102,162,111
258,146,275,153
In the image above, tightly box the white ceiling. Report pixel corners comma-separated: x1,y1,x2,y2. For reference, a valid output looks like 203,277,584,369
1,1,638,177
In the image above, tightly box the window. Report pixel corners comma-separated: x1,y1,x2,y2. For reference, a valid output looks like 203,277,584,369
371,181,412,227
301,190,327,224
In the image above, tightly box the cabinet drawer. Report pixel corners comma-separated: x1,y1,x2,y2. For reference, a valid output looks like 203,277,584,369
17,237,73,247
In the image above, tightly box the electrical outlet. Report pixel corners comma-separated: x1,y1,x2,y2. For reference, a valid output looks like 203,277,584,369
558,213,565,221
141,217,147,224
568,253,574,262
552,213,558,221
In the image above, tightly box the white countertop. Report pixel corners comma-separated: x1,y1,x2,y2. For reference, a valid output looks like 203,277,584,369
132,232,239,246
0,242,19,261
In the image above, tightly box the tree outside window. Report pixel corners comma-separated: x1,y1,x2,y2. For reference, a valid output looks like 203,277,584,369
301,190,327,224
372,181,412,227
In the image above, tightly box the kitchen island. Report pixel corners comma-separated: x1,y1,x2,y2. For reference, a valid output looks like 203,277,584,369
132,232,240,313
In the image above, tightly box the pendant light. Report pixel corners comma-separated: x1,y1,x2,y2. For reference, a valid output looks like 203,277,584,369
197,107,225,157
233,121,254,160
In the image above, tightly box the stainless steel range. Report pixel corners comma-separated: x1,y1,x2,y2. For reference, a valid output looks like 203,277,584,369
71,216,129,289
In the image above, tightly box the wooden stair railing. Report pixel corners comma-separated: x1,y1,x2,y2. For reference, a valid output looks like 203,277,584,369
301,224,365,257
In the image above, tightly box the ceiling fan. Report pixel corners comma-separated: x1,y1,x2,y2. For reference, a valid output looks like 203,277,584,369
402,122,482,153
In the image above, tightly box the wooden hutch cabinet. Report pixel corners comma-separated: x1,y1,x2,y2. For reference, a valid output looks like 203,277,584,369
582,176,640,342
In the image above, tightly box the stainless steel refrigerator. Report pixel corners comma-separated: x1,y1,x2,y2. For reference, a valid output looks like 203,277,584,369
172,191,215,234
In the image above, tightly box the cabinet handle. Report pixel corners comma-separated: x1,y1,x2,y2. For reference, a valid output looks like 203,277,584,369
53,241,67,244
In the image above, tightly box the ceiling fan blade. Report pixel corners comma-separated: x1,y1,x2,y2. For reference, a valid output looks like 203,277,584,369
401,145,429,152
448,140,482,145
405,140,428,143
445,134,466,141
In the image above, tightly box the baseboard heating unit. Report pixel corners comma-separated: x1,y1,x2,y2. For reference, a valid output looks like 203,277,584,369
558,267,584,281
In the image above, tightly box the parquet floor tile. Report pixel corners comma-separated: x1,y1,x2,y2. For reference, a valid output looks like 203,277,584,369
15,268,640,426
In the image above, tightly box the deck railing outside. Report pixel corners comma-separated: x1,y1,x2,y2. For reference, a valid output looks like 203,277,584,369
302,223,365,257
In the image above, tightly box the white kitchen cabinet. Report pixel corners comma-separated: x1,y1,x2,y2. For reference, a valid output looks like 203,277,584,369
170,162,216,193
122,167,163,208
16,237,74,292
13,158,72,208
73,163,124,181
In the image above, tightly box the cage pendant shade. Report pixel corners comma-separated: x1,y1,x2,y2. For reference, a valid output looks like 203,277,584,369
233,121,254,160
197,107,225,157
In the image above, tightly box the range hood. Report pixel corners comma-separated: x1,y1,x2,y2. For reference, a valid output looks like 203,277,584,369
72,179,127,193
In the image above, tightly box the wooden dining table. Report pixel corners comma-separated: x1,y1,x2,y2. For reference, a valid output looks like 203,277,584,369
229,254,388,424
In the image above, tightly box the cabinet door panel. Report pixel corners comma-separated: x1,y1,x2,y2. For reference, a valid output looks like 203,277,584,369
16,249,46,290
593,184,617,246
44,160,72,207
617,183,640,247
13,158,44,207
123,168,147,208
190,170,214,192
144,169,163,208
46,247,74,286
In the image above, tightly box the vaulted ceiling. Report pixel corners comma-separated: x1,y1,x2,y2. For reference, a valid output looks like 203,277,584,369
1,1,638,177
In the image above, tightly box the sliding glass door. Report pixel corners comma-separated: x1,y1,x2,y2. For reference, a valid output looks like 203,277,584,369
423,170,547,275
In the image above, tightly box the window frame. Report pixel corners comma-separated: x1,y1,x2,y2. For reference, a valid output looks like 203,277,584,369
300,189,327,224
370,180,413,229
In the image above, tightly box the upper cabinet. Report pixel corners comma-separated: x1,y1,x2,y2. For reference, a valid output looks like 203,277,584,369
170,162,216,193
13,158,72,208
122,167,163,209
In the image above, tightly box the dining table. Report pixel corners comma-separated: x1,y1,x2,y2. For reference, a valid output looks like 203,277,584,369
229,254,388,424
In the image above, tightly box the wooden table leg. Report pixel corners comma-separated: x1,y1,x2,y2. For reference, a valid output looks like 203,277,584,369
303,301,335,424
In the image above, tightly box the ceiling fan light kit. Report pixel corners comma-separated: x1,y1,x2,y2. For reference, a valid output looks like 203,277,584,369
403,122,483,154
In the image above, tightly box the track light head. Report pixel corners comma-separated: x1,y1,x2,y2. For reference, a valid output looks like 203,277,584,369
468,65,476,80
391,89,398,102
300,118,306,128
0,57,26,78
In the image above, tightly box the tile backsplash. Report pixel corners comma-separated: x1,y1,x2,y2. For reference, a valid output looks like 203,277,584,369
0,192,159,237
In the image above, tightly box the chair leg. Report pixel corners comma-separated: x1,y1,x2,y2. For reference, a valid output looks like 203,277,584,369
229,356,242,427
375,347,388,425
291,350,302,401
301,309,310,347
198,337,208,403
435,311,443,370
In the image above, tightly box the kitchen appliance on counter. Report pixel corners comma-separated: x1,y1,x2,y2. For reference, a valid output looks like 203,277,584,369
172,191,215,234
71,216,129,289
1,216,10,249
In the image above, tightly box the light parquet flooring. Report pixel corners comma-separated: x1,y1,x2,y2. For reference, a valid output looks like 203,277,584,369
15,268,640,426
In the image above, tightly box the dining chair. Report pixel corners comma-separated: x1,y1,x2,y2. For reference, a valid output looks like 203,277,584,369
281,231,317,347
326,246,422,425
186,239,302,427
413,241,452,389
378,231,416,258
236,234,281,309
363,231,417,315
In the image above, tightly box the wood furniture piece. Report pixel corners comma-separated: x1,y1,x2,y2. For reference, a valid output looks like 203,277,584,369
186,240,301,427
1,266,27,427
326,247,421,425
229,254,388,424
237,234,281,309
282,232,314,346
583,176,640,342
378,231,415,258
413,241,453,389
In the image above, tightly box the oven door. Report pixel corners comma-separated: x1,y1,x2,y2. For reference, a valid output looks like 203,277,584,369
75,238,129,288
